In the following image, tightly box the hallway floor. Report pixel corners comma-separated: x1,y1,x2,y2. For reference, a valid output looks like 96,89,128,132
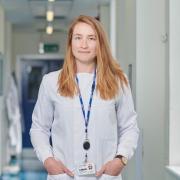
2,171,47,180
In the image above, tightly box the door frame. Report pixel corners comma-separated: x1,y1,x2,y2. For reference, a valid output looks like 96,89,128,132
16,54,64,104
16,54,64,170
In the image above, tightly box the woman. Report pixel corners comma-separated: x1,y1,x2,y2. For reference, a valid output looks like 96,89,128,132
30,15,139,180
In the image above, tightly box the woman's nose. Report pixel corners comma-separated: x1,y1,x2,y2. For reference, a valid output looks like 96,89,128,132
80,39,88,48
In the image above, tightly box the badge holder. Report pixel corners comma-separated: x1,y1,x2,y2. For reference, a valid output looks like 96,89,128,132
76,69,96,176
77,162,96,176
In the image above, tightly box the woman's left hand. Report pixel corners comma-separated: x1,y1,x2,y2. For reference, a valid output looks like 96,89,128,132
96,158,124,177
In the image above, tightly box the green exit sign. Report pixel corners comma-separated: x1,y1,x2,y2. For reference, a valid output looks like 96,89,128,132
44,43,59,53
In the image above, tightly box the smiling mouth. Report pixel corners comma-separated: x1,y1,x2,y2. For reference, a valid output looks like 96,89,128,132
78,51,90,53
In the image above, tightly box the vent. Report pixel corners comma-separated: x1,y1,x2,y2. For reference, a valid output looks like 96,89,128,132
35,15,66,20
37,28,67,33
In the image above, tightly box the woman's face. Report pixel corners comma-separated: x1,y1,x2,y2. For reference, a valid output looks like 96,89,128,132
71,22,97,65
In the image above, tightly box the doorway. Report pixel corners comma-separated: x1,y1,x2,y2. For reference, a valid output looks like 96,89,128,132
17,55,64,170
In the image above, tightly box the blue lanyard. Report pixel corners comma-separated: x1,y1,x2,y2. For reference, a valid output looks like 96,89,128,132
75,69,96,132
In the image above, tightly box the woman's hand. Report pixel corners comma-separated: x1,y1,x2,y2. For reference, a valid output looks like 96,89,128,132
44,157,74,177
96,158,124,177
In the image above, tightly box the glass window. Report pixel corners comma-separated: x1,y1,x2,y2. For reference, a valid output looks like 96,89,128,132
27,66,43,100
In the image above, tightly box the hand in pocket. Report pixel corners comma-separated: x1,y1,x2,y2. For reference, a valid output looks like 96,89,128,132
96,158,124,177
44,157,74,177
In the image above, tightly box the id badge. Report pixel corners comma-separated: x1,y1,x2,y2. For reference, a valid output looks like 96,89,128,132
77,162,96,176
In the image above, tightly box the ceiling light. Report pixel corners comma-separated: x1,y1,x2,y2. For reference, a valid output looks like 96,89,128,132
48,0,55,2
46,25,53,35
46,10,54,22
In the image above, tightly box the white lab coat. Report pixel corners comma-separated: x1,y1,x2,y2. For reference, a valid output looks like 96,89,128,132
30,70,139,180
6,75,22,156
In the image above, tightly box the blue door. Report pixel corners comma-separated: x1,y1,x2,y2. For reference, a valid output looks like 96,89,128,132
21,59,64,148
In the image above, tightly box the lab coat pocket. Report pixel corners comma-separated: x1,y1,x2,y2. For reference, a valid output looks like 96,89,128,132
47,173,69,180
102,139,117,163
100,174,122,180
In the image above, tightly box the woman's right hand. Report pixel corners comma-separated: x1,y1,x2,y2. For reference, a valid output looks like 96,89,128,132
44,157,74,177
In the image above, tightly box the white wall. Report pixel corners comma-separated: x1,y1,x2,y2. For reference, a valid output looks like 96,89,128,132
116,1,137,180
0,5,13,175
169,0,180,166
12,31,67,71
100,4,110,38
136,0,168,180
116,0,136,74
0,5,5,54
165,0,180,176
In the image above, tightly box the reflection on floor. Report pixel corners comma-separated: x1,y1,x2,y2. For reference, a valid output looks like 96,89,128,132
2,171,47,180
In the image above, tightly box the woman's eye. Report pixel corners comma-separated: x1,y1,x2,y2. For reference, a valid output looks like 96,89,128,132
74,36,81,40
88,37,96,41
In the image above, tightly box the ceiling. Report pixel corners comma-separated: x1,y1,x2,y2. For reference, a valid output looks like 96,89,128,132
0,0,110,33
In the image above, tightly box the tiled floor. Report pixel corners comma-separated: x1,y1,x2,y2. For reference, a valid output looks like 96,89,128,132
2,171,47,180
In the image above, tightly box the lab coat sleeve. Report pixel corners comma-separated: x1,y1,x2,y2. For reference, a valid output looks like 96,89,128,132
116,83,139,160
30,75,54,164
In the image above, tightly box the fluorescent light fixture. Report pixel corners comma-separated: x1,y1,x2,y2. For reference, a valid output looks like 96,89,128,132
46,10,54,22
48,0,55,2
46,25,53,35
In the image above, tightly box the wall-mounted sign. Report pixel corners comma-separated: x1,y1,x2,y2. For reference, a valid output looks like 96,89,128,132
39,43,59,54
44,43,59,53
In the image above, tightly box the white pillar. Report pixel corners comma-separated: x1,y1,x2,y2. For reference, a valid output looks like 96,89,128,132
100,4,110,38
0,5,5,54
169,0,180,166
136,0,167,180
110,0,116,58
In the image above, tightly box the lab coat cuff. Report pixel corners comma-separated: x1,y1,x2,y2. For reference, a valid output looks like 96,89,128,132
116,148,130,160
42,154,54,164
36,148,54,164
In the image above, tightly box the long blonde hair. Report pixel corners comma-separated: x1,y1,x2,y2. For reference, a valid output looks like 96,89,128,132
58,15,128,99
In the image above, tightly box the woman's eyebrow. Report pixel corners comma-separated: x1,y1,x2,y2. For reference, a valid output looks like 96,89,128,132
88,35,96,37
73,33,96,37
73,33,82,36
